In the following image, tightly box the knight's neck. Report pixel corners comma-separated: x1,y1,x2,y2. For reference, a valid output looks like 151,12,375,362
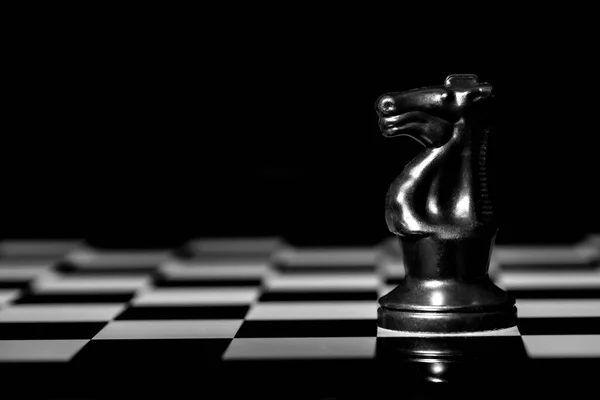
400,119,496,236
444,120,496,230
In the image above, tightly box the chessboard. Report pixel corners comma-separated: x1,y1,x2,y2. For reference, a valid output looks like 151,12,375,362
0,236,599,398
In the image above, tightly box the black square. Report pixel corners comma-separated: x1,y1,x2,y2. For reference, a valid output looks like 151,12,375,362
115,305,250,320
235,320,377,338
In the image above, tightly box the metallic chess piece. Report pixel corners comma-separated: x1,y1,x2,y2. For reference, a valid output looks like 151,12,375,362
375,74,517,332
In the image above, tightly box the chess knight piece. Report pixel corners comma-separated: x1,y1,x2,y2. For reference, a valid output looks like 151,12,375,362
375,75,517,332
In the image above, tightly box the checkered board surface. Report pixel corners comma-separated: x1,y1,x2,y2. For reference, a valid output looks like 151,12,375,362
1,236,599,397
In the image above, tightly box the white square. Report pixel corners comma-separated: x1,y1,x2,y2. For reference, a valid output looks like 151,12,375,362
132,288,260,306
380,260,405,278
274,248,379,266
186,237,285,254
516,299,600,318
0,304,126,322
0,289,20,307
32,275,151,294
160,260,270,279
94,320,243,339
0,340,88,362
0,240,82,257
523,335,600,358
0,265,53,280
266,274,381,291
492,246,590,265
497,271,600,290
223,337,376,360
66,249,169,268
378,285,396,298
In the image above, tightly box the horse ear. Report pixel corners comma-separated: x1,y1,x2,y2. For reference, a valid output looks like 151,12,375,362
468,85,494,105
466,87,494,122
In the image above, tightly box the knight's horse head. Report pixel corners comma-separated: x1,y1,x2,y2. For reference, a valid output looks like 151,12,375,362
375,75,494,148
375,75,497,239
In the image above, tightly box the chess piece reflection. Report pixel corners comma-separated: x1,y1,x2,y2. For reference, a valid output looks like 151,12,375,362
374,335,529,399
375,75,517,332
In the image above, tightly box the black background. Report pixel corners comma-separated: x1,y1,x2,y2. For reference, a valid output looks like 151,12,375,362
4,13,599,247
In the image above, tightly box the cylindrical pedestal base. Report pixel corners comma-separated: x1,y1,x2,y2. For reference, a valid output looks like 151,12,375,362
377,305,518,333
378,235,517,333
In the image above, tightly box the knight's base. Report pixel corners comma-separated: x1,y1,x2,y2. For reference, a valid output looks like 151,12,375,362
377,325,521,337
377,305,518,333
